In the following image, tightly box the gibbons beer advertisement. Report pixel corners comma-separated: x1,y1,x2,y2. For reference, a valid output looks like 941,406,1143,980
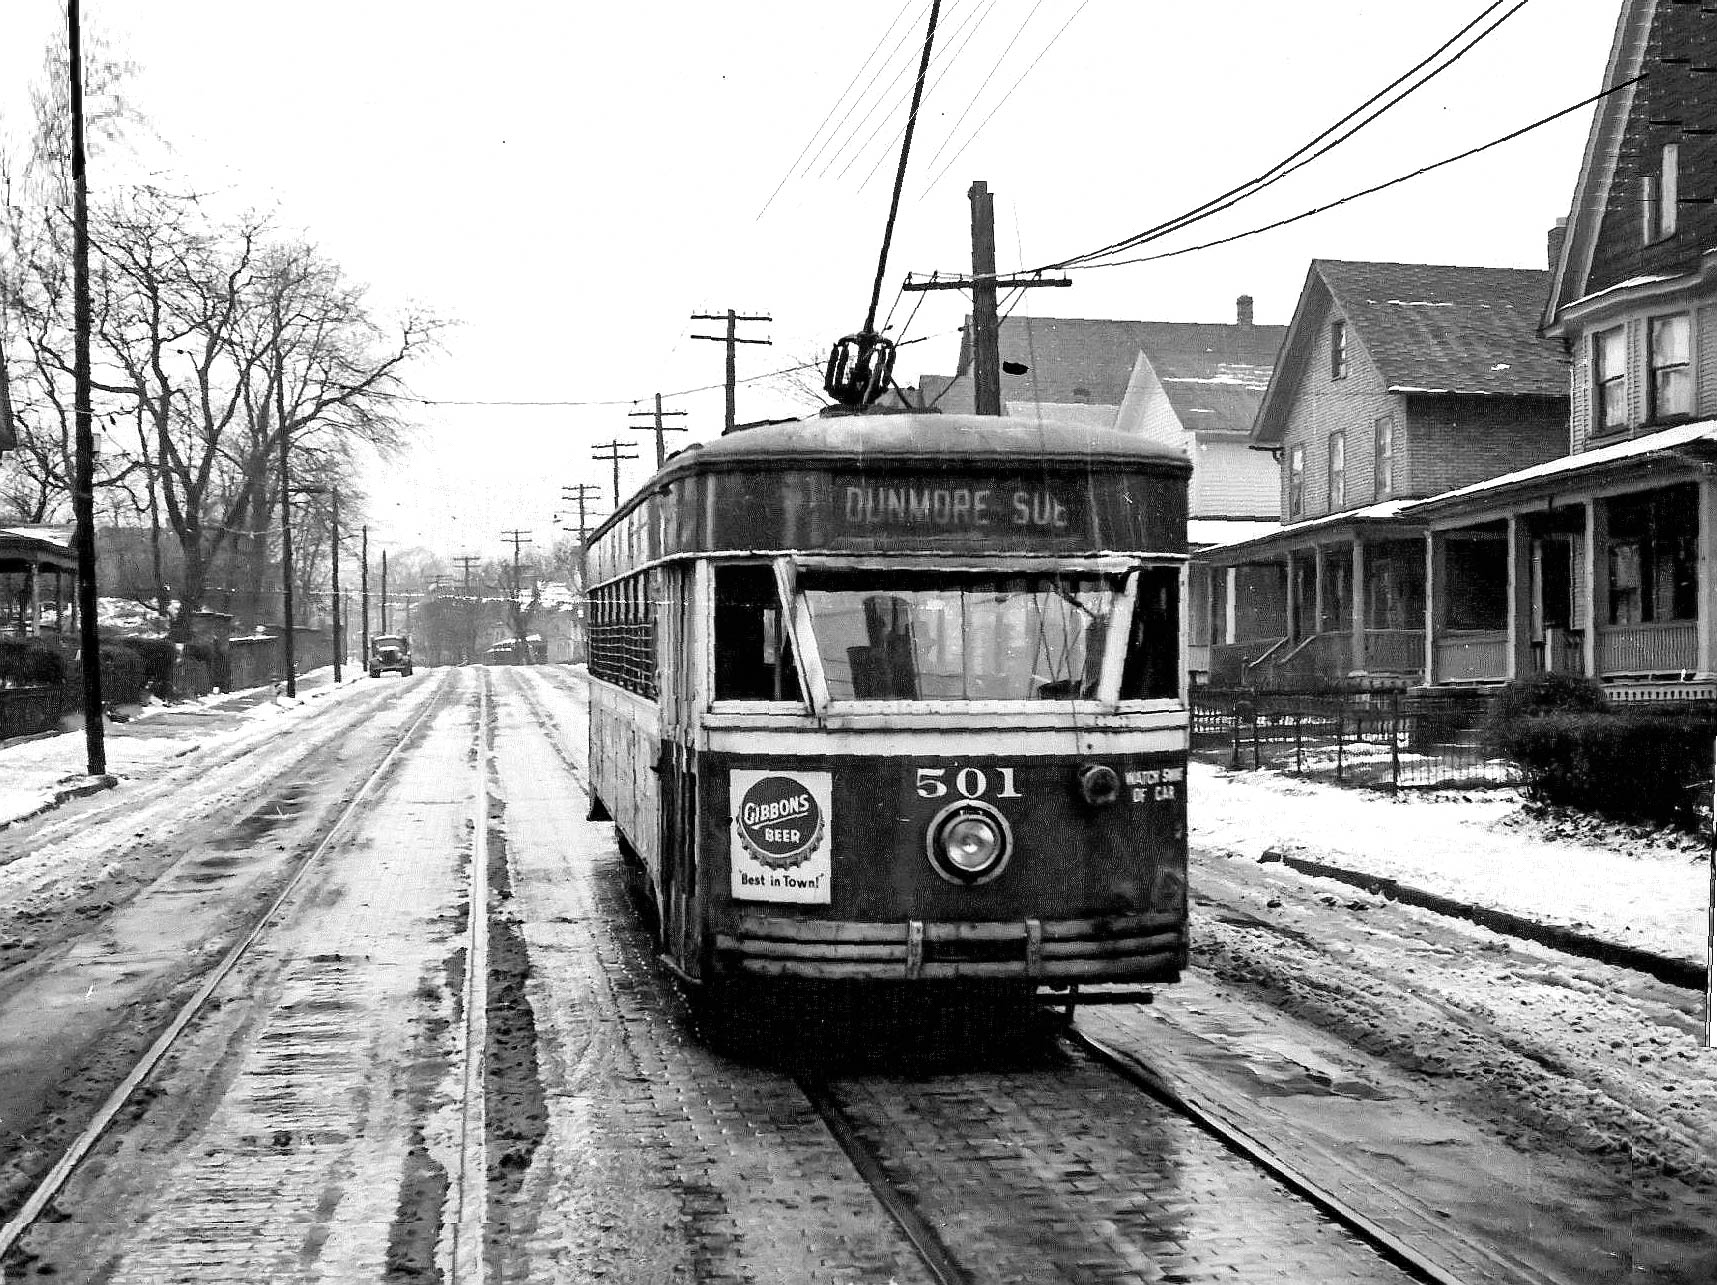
729,769,832,905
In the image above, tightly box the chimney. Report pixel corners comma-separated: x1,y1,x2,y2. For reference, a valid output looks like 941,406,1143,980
1547,218,1568,273
1236,294,1254,328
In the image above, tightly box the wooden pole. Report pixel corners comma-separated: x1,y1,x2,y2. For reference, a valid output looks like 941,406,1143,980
69,0,106,773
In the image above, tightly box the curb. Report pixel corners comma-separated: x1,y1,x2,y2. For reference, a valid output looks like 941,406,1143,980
1264,850,1708,992
0,774,119,833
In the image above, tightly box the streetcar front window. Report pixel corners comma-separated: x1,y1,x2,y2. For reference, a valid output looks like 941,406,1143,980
714,563,802,701
800,571,1143,702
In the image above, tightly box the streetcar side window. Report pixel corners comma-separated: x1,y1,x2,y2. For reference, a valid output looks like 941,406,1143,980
588,572,658,697
1120,567,1180,700
713,563,802,702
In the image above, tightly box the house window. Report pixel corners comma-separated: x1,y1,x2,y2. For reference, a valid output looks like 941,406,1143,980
1643,142,1679,244
1647,314,1691,421
1373,415,1395,499
1607,485,1697,624
1330,320,1348,379
1288,444,1305,518
1328,431,1346,510
1593,327,1626,433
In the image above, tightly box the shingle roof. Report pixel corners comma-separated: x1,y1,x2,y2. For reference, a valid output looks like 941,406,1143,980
1315,260,1567,396
919,315,1285,415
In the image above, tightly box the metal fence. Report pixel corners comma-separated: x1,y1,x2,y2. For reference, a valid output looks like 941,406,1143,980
1192,687,1517,791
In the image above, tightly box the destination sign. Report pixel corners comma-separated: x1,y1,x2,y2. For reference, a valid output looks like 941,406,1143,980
833,476,1076,536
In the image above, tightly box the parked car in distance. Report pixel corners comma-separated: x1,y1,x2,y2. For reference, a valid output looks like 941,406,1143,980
369,634,413,677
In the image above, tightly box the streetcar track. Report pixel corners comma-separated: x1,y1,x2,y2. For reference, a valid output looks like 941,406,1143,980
1063,1024,1500,1285
0,668,464,1263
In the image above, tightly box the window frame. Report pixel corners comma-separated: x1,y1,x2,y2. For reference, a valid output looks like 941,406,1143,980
1592,326,1627,435
1327,430,1346,511
1373,415,1394,499
1643,142,1679,244
1646,312,1692,423
1330,320,1349,380
1288,443,1306,519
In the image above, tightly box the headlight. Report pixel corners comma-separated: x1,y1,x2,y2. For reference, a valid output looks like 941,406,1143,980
926,800,1013,885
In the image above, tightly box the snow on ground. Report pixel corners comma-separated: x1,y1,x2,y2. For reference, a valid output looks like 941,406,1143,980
1191,758,1712,965
0,668,373,831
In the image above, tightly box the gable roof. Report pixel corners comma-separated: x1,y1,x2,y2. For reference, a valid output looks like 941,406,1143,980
1254,260,1568,445
919,313,1285,417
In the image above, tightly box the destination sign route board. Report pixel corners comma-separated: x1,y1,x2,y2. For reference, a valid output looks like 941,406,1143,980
834,476,1074,535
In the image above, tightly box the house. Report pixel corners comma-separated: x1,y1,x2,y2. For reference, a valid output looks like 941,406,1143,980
1,524,75,640
1205,260,1570,687
1402,0,1717,694
913,304,1288,677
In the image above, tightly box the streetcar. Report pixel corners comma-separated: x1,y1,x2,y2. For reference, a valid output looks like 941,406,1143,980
581,409,1190,1005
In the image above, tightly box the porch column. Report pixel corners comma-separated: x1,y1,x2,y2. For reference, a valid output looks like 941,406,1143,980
1424,530,1442,685
1506,516,1532,679
1313,545,1327,636
1283,555,1295,641
1350,540,1367,673
29,556,41,638
1583,498,1605,678
1700,476,1717,676
1224,566,1238,646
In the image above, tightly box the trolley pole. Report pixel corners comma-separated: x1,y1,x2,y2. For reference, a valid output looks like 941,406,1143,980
901,181,1069,414
691,310,772,433
591,441,639,509
628,393,688,468
67,0,105,774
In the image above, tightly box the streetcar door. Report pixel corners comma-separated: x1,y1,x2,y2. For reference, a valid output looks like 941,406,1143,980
655,564,700,970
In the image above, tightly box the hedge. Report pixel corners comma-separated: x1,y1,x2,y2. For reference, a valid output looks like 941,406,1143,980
112,636,179,698
1492,707,1717,830
185,641,231,693
0,639,67,688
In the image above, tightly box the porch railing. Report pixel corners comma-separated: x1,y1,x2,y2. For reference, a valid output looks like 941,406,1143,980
1434,630,1507,683
1532,627,1586,676
1363,628,1424,674
1209,637,1285,687
1271,631,1351,688
1597,621,1697,676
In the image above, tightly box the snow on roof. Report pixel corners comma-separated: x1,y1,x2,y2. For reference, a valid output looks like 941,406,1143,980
1189,518,1279,548
1200,501,1414,556
1407,419,1717,513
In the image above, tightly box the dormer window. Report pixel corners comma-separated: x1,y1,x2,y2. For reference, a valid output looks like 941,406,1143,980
1648,314,1691,421
1643,142,1679,244
1330,321,1348,379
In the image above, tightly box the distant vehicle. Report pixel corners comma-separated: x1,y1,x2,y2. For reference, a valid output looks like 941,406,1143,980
484,637,547,665
369,634,413,677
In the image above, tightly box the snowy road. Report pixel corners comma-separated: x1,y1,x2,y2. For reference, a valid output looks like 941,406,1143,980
0,666,1712,1283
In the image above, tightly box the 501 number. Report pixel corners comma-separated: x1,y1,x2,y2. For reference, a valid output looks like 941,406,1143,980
914,766,1022,800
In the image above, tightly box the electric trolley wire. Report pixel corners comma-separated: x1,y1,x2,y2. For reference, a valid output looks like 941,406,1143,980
920,0,1094,194
756,0,921,219
919,0,1050,182
1057,73,1641,273
814,0,961,183
1041,0,1534,273
852,0,1004,189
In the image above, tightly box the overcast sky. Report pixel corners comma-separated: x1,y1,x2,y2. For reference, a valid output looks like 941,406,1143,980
1,0,1622,564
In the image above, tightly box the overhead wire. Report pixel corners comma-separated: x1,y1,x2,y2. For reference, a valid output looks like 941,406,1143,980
1061,73,1642,272
919,0,1050,183
920,0,1094,194
813,0,957,181
1041,0,1533,272
851,0,1005,190
755,0,921,219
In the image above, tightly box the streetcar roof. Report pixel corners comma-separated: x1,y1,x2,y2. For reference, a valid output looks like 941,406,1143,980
655,412,1191,481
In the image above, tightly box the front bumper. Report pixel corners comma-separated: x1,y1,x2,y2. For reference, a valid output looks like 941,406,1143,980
714,910,1184,982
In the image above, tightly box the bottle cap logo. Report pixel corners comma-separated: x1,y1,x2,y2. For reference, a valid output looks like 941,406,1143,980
735,775,825,869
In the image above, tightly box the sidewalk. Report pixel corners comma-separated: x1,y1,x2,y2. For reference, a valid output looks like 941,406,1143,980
0,668,365,832
1190,759,1711,967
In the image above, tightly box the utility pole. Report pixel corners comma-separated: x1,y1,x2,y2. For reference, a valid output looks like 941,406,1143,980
561,483,602,541
67,0,104,773
691,310,772,433
380,549,389,633
453,554,481,663
902,180,1070,414
501,529,533,662
360,526,370,664
628,393,689,468
591,441,638,509
329,487,342,684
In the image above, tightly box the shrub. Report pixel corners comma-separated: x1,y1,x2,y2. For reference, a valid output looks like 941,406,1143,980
1487,672,1608,738
112,636,179,698
99,645,147,706
1494,707,1717,830
0,639,67,688
185,641,230,693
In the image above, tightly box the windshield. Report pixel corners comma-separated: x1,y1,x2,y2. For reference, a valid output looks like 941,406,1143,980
799,571,1120,701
